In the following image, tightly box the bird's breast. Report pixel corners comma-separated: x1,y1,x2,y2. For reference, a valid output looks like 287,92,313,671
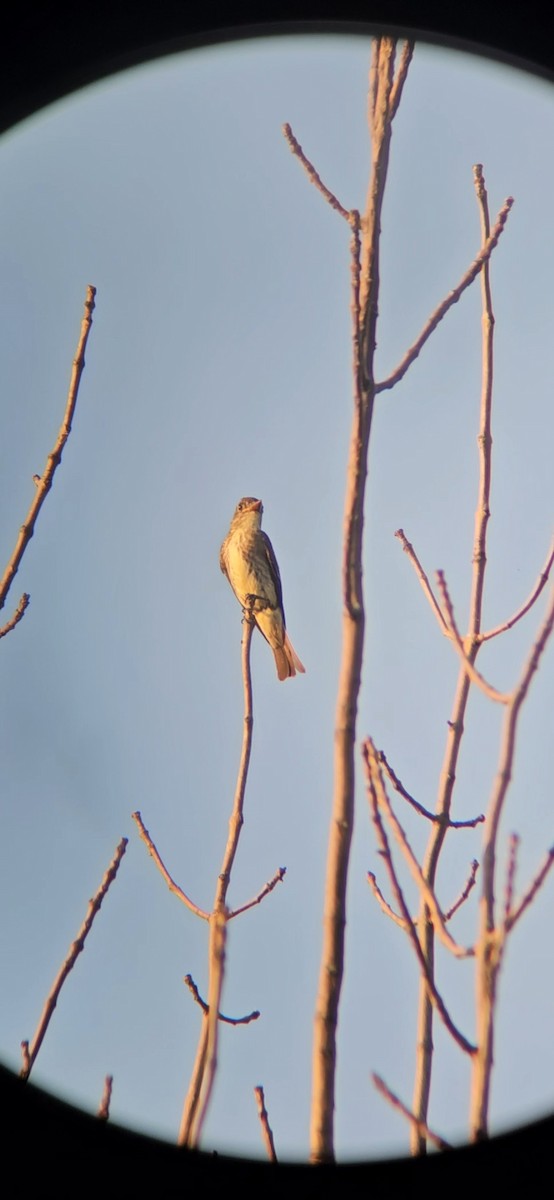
225,529,277,608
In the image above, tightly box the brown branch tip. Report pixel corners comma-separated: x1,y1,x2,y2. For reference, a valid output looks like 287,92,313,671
282,122,351,221
97,1075,113,1121
254,1085,278,1162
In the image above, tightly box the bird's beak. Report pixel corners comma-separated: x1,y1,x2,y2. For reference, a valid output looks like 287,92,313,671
249,500,262,512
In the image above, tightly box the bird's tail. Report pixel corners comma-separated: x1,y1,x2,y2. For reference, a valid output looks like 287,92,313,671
274,633,306,681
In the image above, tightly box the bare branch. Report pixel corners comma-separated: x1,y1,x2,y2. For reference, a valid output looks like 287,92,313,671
389,42,415,118
181,610,255,1148
254,1085,278,1162
467,164,496,640
444,859,479,921
310,37,407,1166
183,975,260,1026
503,833,519,928
282,123,351,221
395,529,448,632
229,866,286,919
178,1019,208,1145
97,1075,113,1121
483,585,554,920
471,585,554,1141
364,741,475,1055
367,871,407,928
372,1073,451,1150
132,811,209,921
20,836,127,1081
480,536,554,642
350,208,363,423
412,163,507,1156
376,197,513,393
364,740,473,960
0,285,96,614
395,529,512,703
376,745,438,821
0,592,30,639
506,846,554,933
377,745,484,828
436,570,511,703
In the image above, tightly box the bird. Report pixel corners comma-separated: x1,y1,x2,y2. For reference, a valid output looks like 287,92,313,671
220,497,305,681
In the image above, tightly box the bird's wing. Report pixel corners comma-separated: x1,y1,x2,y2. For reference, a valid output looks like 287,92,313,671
219,538,229,577
261,531,285,617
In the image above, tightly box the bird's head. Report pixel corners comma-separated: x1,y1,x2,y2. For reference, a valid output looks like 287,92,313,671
231,496,263,530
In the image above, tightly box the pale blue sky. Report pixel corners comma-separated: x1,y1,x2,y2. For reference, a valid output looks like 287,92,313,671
0,33,552,1161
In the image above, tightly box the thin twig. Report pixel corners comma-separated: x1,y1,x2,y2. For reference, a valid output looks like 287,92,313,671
506,846,554,933
481,587,554,926
377,745,440,821
503,834,519,928
389,41,415,118
364,742,475,1055
396,530,516,704
479,536,554,642
364,741,473,960
254,1085,278,1162
372,1073,451,1150
0,592,30,639
369,857,479,928
183,976,260,1026
467,163,496,641
181,609,255,1148
395,529,448,632
375,197,514,393
132,811,209,920
282,123,351,221
444,859,479,921
367,872,407,928
229,867,286,919
377,745,484,828
436,570,511,703
97,1075,113,1121
343,210,365,621
20,836,127,1081
471,585,554,1141
0,285,96,614
493,835,518,974
350,208,362,415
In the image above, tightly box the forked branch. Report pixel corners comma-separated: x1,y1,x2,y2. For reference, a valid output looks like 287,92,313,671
307,37,412,1166
179,608,256,1148
364,740,475,1056
471,584,554,1140
409,163,502,1154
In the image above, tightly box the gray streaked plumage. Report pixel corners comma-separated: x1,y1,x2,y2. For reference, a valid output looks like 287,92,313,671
220,497,305,681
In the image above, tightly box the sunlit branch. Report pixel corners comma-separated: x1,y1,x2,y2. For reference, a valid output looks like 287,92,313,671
132,811,209,920
254,1085,278,1162
20,836,127,1081
372,1072,451,1150
0,285,96,614
376,198,513,393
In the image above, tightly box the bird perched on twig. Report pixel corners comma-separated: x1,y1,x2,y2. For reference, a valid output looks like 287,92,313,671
220,497,305,681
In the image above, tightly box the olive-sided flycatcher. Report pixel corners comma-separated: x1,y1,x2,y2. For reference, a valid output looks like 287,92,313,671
220,497,305,681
